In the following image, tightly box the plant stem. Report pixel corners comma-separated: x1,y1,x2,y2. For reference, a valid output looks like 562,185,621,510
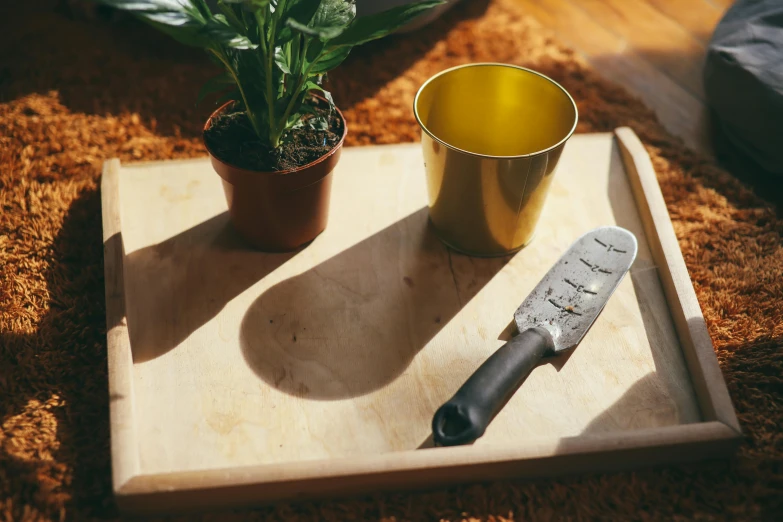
275,45,317,140
256,18,275,146
265,51,276,144
265,0,289,147
209,48,264,139
191,0,211,20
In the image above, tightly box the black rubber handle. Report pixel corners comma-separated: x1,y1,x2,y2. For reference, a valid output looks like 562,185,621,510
432,327,554,446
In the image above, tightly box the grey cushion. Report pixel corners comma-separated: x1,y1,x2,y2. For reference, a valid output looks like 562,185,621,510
704,0,783,175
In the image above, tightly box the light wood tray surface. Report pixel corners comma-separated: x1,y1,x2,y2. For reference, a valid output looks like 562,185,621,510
101,128,740,514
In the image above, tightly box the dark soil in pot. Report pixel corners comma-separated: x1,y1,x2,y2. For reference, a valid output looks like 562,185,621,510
203,103,343,172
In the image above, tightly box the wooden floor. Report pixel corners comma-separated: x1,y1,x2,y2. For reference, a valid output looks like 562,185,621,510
517,0,732,157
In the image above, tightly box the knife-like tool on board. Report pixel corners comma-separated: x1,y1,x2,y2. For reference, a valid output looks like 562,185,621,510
432,226,638,446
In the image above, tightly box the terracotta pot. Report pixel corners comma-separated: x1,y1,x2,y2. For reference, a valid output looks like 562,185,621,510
203,100,347,252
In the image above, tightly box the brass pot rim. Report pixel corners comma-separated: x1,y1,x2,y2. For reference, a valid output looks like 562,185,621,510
413,62,579,160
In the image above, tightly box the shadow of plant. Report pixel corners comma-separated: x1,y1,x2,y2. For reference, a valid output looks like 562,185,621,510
240,207,507,400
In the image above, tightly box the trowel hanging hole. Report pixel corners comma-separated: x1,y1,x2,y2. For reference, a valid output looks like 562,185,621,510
439,410,471,438
432,403,482,446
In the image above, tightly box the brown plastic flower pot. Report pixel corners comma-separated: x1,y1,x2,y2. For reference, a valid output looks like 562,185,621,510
203,100,347,252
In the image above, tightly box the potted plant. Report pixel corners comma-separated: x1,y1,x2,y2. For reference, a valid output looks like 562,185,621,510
100,0,443,250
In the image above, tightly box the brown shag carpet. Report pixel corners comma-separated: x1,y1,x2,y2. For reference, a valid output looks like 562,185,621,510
1,0,782,520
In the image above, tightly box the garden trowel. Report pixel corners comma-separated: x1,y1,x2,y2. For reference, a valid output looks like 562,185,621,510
432,226,638,446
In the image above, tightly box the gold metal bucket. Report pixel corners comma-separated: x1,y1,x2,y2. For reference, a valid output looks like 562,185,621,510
414,63,578,257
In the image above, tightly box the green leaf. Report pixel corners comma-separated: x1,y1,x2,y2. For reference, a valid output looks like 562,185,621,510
273,95,292,119
297,103,319,115
310,0,355,32
224,0,269,6
221,46,268,128
309,45,351,74
99,0,207,22
290,97,328,132
303,80,333,106
97,0,210,47
329,0,444,47
285,18,343,40
303,114,329,131
276,0,321,43
202,16,257,49
304,36,324,66
288,35,302,76
222,0,271,30
196,72,236,104
284,0,321,24
216,0,245,33
285,0,354,40
274,46,291,74
144,19,209,47
275,25,295,45
191,0,212,18
310,116,329,131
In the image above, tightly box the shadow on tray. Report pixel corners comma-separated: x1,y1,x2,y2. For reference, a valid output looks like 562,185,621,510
240,207,509,400
123,212,297,362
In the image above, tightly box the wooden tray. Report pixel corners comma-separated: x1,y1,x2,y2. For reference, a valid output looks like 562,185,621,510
101,128,741,515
